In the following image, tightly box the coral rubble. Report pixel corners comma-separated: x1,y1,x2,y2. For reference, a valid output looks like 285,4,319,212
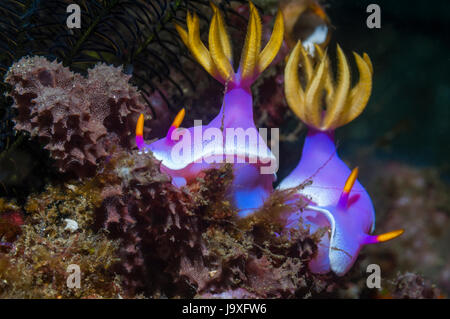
390,272,442,299
95,149,336,298
0,183,123,298
5,56,150,176
364,162,450,296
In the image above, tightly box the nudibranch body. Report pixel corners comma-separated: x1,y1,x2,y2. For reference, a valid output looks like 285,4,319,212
136,2,284,217
279,42,403,275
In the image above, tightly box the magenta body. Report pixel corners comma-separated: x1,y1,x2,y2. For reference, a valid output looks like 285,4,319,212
278,129,375,275
140,88,276,217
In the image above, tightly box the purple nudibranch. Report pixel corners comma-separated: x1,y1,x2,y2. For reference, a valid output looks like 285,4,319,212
279,40,404,275
136,2,283,217
135,2,404,276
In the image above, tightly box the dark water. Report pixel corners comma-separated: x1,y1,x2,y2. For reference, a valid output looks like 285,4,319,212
326,0,450,180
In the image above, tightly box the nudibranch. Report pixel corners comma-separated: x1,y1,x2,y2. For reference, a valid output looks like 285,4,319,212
136,2,284,217
278,41,404,275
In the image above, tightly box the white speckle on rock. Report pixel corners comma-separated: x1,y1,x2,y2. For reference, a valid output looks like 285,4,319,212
64,219,79,232
65,184,77,192
396,196,410,206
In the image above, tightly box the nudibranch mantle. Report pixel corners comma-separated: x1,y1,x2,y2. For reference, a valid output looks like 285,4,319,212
142,89,275,173
136,2,284,217
279,130,375,275
279,41,404,275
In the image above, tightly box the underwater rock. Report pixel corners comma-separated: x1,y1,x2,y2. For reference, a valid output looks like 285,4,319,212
199,288,258,299
0,199,23,251
364,162,450,295
95,150,336,298
97,150,208,294
5,56,150,176
392,272,442,299
0,183,123,298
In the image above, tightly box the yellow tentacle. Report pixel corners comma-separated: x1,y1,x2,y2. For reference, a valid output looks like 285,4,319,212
239,6,260,81
249,1,262,56
258,9,284,73
338,52,372,127
363,52,373,74
376,229,404,243
314,44,334,104
284,42,305,120
175,1,283,87
174,23,189,48
187,12,216,78
210,2,233,63
284,42,373,131
322,45,351,130
304,54,326,128
209,11,234,81
299,41,313,82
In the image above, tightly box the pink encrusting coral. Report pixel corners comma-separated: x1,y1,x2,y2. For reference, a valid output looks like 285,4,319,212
279,42,404,275
136,2,284,217
5,56,150,176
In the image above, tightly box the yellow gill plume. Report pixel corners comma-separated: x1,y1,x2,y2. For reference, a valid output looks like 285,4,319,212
175,1,284,86
284,40,373,131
